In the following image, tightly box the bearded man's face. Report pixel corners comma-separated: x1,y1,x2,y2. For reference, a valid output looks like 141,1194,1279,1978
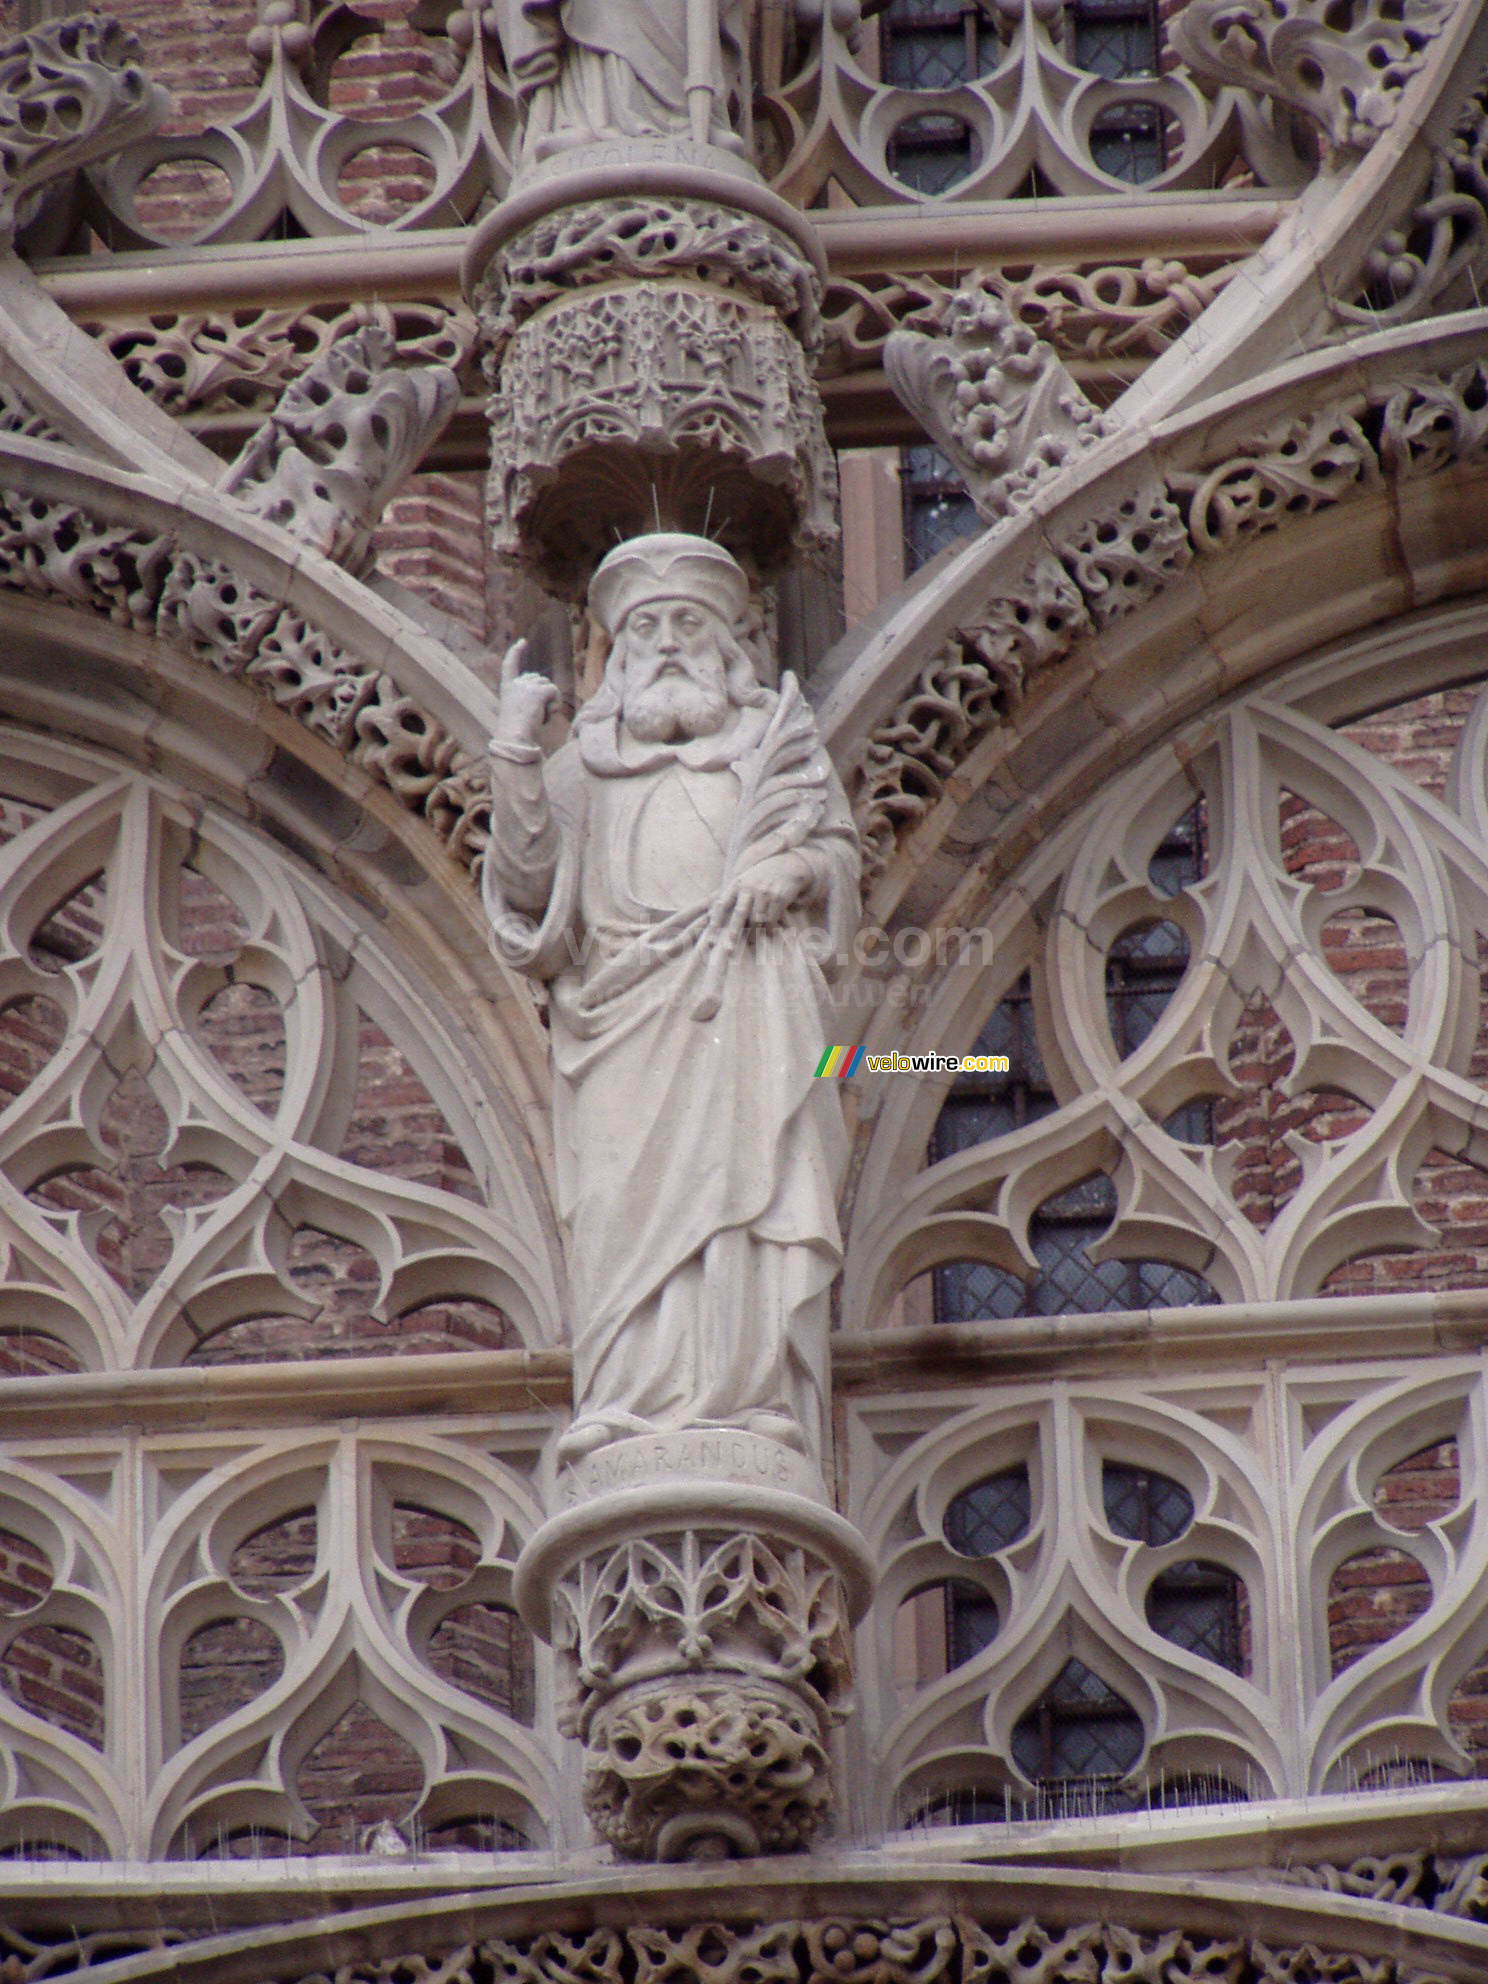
619,598,731,742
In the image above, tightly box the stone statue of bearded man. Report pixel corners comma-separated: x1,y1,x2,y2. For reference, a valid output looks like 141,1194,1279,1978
484,534,860,1467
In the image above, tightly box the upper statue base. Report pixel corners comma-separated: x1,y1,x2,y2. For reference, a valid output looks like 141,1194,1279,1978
462,154,827,306
468,167,836,598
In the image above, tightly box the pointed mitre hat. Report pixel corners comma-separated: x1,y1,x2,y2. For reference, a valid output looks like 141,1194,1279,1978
588,533,750,637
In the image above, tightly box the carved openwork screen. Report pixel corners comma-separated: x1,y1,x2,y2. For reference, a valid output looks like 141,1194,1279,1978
0,726,559,1859
843,607,1488,1830
0,730,554,1375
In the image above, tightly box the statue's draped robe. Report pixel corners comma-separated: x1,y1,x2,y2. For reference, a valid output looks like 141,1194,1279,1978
495,0,745,156
485,693,859,1460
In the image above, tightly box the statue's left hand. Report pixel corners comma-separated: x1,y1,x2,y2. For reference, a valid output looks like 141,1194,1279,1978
711,851,815,934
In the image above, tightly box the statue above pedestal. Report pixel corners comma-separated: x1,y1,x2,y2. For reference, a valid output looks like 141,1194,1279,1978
492,0,748,167
484,533,860,1470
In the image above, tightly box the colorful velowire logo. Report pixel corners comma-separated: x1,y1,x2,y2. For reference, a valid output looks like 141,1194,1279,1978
816,1045,865,1078
815,1047,1011,1077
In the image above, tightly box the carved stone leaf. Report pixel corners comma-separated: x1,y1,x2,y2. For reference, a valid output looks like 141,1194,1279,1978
630,1924,800,1984
1374,362,1488,479
0,16,167,235
801,1922,958,1984
1174,406,1381,555
1170,0,1456,152
220,325,458,573
885,285,1109,525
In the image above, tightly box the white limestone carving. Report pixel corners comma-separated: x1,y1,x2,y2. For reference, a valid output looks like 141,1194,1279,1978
843,337,1488,882
85,4,518,248
1285,1851,1488,1916
844,480,1188,880
478,1915,1470,1984
24,0,1325,258
0,14,167,241
492,0,748,164
219,325,458,573
825,260,1237,383
1335,65,1488,329
0,734,555,1375
0,484,495,869
851,660,1488,1317
484,533,859,1467
484,274,837,597
850,1356,1488,1815
515,1424,872,1858
473,196,823,359
852,550,1089,880
546,1500,856,1856
1172,401,1382,554
884,285,1110,526
0,1416,554,1857
1171,0,1457,154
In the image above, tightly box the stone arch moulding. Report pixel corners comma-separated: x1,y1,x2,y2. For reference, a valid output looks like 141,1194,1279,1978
818,310,1488,931
10,1867,1485,1984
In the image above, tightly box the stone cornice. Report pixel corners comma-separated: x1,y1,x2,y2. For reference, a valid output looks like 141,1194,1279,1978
29,200,1290,459
1,1286,1485,1439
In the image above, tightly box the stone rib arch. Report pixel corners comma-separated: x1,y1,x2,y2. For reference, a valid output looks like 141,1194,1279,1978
143,1430,553,1860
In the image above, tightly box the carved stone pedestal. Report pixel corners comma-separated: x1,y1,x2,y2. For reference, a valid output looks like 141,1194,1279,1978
514,1431,874,1861
463,162,838,598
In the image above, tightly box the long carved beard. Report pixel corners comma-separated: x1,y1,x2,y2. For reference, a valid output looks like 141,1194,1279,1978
623,673,730,742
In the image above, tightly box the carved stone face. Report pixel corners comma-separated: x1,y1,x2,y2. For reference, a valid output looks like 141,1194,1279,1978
619,597,731,743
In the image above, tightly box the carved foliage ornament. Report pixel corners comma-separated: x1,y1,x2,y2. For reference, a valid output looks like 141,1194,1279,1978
480,1920,1465,1984
885,287,1110,527
0,15,167,238
1285,1852,1488,1921
1335,64,1488,329
849,353,1488,881
219,324,459,573
547,1524,855,1858
486,280,837,597
474,198,824,362
86,299,478,424
0,327,488,867
1170,0,1457,153
0,1918,1466,1984
0,491,492,866
822,260,1237,382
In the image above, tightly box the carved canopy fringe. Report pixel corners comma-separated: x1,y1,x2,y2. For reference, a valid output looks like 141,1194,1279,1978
10,1895,1482,1984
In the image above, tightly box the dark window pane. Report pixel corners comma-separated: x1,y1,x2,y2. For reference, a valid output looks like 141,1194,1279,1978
1074,20,1155,77
1103,1462,1194,1546
1011,1659,1145,1782
1089,107,1164,183
888,113,979,194
946,1583,999,1666
1149,1570,1240,1668
903,446,981,569
1104,1466,1244,1676
887,26,968,90
946,1467,1032,1556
